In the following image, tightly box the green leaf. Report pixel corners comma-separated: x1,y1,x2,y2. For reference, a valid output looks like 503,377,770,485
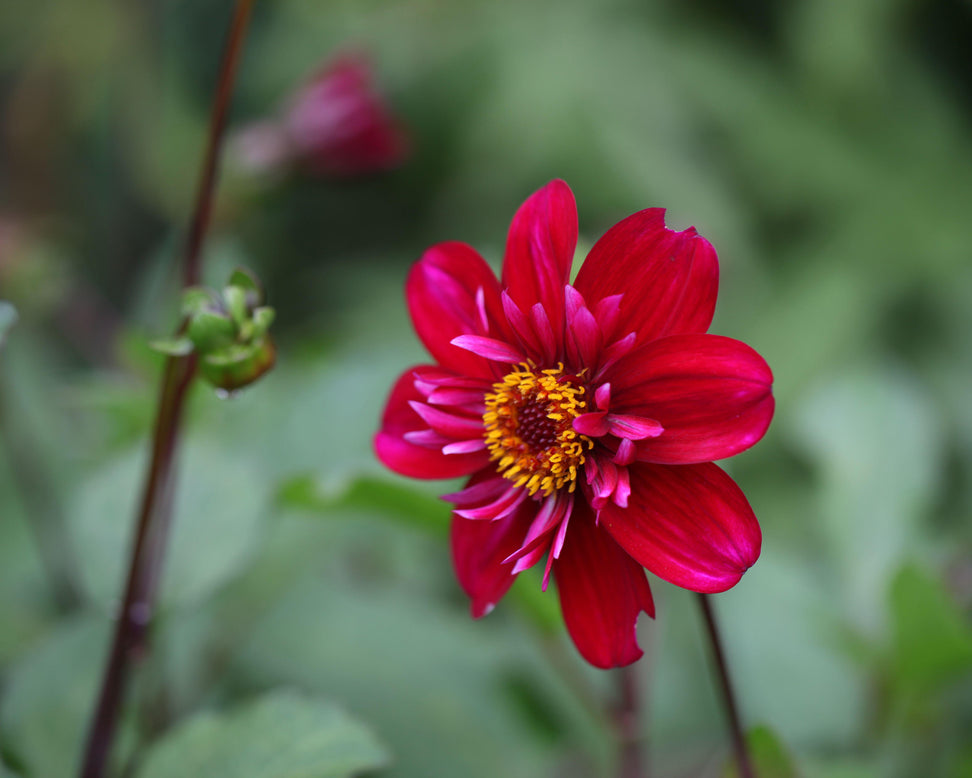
236,581,588,778
149,336,194,356
136,690,389,778
723,725,799,778
69,439,269,609
889,563,972,694
0,301,16,347
789,367,944,630
0,616,135,778
278,473,449,536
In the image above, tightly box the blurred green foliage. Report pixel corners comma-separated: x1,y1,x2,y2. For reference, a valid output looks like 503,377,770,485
1,0,971,776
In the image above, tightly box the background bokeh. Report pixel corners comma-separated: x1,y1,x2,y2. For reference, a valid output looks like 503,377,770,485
1,1,971,776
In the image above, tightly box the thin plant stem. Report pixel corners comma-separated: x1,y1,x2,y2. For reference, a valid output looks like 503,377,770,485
614,664,645,778
78,2,255,775
183,0,255,289
697,593,755,778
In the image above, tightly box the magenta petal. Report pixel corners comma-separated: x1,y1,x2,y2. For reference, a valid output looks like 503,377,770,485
529,303,557,364
442,439,488,455
451,494,535,617
599,462,762,593
554,502,655,669
501,180,578,342
573,412,610,438
408,401,484,439
564,286,601,370
406,242,509,378
574,209,718,344
451,335,525,364
607,414,664,440
609,333,774,464
374,366,490,479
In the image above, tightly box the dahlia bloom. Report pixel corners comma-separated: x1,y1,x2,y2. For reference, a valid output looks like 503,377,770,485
233,54,408,177
375,181,773,669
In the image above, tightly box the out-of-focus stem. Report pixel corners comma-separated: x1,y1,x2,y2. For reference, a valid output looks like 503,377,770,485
77,354,195,778
78,2,255,776
697,593,756,778
614,664,645,778
182,0,254,289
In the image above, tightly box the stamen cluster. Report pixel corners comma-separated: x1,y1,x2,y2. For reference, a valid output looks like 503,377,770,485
483,364,592,497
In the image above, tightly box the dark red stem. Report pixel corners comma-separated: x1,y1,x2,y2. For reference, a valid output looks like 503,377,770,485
614,664,646,778
182,0,255,289
697,593,756,778
78,2,255,775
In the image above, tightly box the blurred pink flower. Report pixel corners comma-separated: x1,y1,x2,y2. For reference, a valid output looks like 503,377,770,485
234,54,408,177
375,180,773,668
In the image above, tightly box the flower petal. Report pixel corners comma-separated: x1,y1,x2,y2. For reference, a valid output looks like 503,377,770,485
407,242,508,378
599,462,762,593
554,502,655,669
574,209,718,343
609,334,774,464
451,486,535,617
374,366,491,479
451,335,525,364
501,180,578,343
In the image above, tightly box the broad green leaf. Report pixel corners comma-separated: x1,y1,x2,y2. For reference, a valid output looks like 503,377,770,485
723,725,799,778
278,473,448,536
136,690,389,778
238,580,599,778
789,367,943,632
69,439,268,610
0,616,134,778
889,564,972,694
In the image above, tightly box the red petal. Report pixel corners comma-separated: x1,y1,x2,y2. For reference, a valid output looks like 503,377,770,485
501,180,578,344
599,462,762,593
451,335,525,364
554,502,655,669
406,242,508,378
451,487,535,617
609,334,774,464
574,209,718,344
374,366,491,479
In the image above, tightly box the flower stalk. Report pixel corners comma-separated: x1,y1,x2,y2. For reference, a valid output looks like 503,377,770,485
78,2,255,775
614,664,646,778
697,593,755,778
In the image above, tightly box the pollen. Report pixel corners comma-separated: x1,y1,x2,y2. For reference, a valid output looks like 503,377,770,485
483,364,592,497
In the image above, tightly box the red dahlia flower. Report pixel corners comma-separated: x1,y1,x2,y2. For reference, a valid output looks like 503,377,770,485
375,180,773,669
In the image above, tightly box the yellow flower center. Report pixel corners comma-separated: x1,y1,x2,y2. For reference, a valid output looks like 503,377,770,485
483,364,592,497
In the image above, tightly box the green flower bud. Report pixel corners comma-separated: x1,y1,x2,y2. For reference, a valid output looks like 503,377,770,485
149,268,276,392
